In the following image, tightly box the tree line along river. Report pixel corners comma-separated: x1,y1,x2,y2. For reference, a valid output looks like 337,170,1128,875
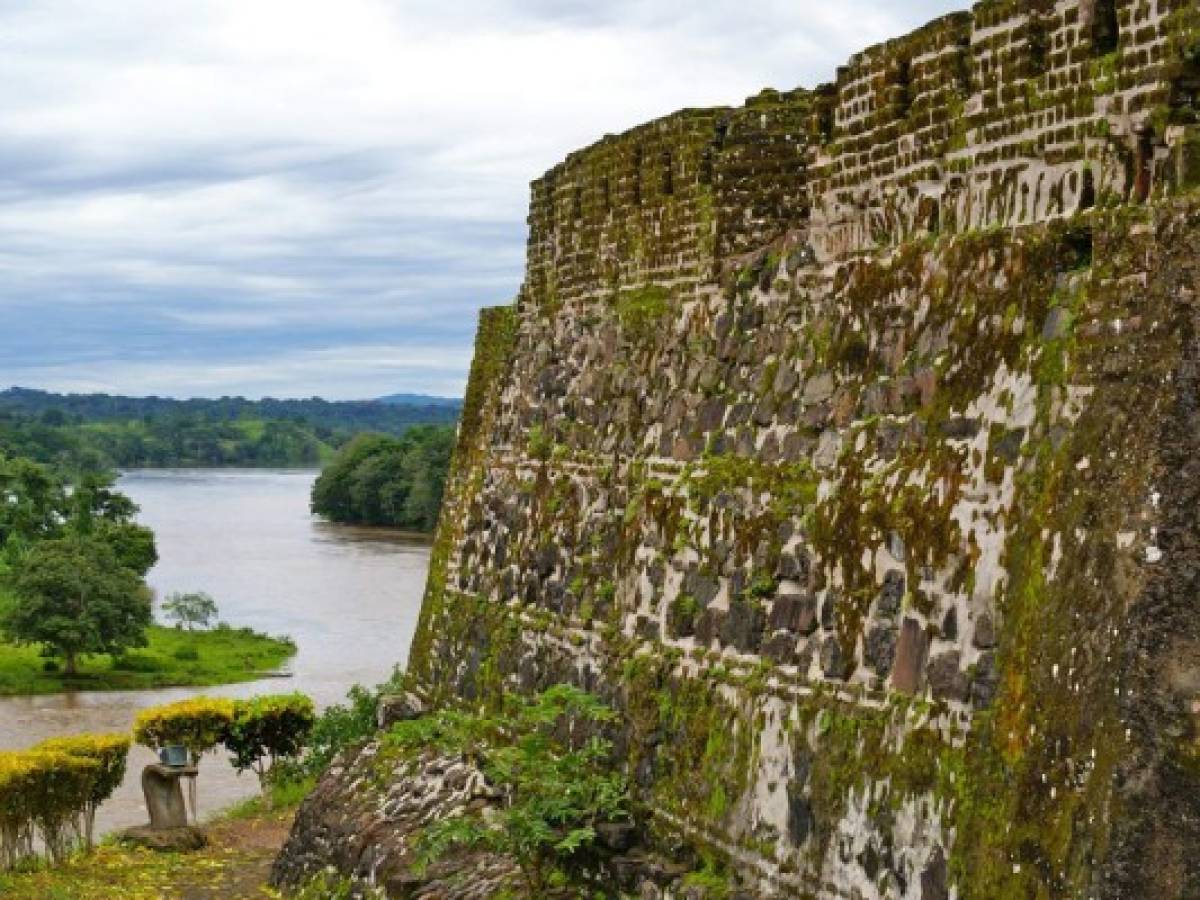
0,468,430,836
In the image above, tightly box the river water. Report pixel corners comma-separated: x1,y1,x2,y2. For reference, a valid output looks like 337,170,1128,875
0,468,430,836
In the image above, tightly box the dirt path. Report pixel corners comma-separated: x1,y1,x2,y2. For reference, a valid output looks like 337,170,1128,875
0,808,296,899
172,812,295,899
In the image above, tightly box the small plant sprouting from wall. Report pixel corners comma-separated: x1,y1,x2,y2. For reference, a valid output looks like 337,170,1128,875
400,686,630,896
614,285,673,342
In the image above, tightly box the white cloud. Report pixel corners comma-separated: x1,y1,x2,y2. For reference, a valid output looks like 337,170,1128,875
13,342,475,401
0,0,968,399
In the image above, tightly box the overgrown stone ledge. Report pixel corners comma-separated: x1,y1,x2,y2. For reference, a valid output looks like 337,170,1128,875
271,734,748,899
270,743,517,898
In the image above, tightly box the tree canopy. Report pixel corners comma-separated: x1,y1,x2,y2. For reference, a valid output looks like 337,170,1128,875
0,388,461,471
310,426,455,531
2,537,152,675
161,592,219,630
0,455,157,675
0,457,156,572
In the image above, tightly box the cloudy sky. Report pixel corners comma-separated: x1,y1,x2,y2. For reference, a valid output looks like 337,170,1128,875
0,0,967,400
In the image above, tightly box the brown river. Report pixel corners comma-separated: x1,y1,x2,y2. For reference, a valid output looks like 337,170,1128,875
0,468,430,837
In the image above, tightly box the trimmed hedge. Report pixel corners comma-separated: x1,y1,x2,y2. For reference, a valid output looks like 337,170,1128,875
0,691,319,872
0,743,116,868
132,696,235,758
225,693,316,801
35,733,131,848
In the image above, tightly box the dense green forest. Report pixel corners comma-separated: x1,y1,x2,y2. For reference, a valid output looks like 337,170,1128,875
0,388,461,470
310,426,455,531
1,387,460,432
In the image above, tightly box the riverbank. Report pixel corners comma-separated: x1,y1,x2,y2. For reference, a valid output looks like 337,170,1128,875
0,624,296,695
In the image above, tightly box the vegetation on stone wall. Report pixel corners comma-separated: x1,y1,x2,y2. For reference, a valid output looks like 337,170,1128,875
402,686,630,896
408,195,1200,897
408,304,518,692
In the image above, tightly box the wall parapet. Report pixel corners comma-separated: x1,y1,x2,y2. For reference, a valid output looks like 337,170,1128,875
522,0,1200,300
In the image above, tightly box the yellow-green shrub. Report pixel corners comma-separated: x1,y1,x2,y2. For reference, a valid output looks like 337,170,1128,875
0,751,39,867
133,696,235,757
35,733,130,847
0,749,100,867
225,693,315,800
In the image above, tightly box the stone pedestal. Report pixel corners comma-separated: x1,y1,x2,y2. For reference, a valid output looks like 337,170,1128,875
121,824,207,852
142,763,198,829
120,763,205,853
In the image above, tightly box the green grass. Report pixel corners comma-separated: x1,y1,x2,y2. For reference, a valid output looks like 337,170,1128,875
0,786,308,899
0,623,296,695
221,775,317,821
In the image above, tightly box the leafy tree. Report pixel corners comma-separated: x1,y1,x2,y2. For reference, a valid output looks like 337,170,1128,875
404,686,630,895
311,425,455,530
224,693,316,802
0,457,156,574
0,455,65,556
1,537,152,675
161,591,219,630
92,520,158,576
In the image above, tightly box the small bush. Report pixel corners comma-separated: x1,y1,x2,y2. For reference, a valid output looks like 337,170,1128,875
0,749,101,867
112,650,166,672
133,696,235,757
34,734,130,848
224,693,316,803
298,684,381,778
172,646,200,661
409,685,630,895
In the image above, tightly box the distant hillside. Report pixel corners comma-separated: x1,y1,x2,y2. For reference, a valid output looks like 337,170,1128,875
0,387,462,471
376,392,461,408
0,387,462,434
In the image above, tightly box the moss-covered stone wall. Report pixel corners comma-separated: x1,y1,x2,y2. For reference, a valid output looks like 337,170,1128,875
407,3,1200,897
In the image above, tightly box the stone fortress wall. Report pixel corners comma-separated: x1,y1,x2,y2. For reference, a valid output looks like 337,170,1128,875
406,1,1200,897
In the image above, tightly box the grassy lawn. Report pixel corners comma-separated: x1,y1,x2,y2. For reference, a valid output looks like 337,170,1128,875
0,624,296,695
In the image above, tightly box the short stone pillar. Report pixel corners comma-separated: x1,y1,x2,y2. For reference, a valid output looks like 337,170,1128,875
142,763,198,829
122,763,206,852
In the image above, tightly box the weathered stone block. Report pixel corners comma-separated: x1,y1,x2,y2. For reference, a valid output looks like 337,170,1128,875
769,593,818,635
865,623,898,675
721,601,766,654
820,635,852,681
927,651,969,703
891,618,927,694
876,569,905,618
973,612,997,650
